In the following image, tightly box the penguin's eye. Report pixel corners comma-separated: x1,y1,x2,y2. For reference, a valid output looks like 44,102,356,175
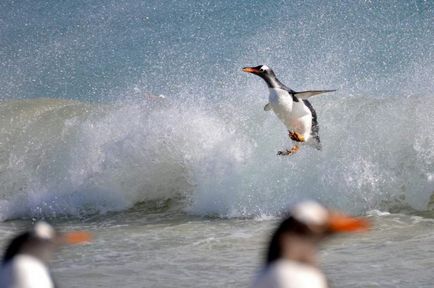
259,68,265,72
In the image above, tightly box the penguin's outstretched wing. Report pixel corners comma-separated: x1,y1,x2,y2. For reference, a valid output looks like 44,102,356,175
294,90,336,99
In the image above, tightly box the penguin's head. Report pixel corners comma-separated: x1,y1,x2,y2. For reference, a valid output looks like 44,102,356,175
243,65,282,88
266,201,370,265
2,221,92,264
242,65,275,78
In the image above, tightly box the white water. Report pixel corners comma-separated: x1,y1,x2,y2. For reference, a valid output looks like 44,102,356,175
0,92,433,220
1,0,433,221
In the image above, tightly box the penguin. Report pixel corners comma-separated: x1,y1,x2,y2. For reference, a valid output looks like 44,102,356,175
242,65,335,156
251,201,370,288
0,221,91,288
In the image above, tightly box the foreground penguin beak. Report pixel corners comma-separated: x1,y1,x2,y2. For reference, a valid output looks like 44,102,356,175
61,231,93,245
242,67,259,74
328,212,370,233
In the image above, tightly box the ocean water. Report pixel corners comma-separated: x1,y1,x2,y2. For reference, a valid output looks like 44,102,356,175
0,0,433,287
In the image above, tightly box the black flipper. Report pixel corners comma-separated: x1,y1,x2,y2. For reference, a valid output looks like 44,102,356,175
294,90,336,100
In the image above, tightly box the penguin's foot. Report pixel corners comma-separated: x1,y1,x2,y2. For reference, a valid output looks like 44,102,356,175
288,131,305,142
277,145,300,156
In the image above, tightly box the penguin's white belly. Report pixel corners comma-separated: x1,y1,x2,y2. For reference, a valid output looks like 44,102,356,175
269,88,312,138
0,255,55,288
251,260,328,288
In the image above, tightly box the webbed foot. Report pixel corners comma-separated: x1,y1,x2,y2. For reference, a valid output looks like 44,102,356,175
288,131,305,142
277,145,300,156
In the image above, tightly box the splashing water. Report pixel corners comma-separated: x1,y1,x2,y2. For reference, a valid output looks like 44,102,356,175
0,92,432,220
0,0,433,220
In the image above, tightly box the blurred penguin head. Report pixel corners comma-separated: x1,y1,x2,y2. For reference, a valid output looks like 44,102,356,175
2,221,92,264
266,201,370,265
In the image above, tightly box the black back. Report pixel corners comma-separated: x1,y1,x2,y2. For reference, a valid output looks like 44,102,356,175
2,232,31,264
302,99,321,150
265,216,312,265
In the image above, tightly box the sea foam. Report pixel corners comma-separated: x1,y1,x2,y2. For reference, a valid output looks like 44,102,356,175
0,93,432,220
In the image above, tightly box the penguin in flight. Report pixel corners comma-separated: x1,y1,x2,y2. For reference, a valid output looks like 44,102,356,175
0,222,91,288
242,65,335,156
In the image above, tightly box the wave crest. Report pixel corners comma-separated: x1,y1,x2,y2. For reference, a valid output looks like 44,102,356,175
0,95,433,220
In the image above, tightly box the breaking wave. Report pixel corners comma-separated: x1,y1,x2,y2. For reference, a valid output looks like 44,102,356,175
0,93,432,220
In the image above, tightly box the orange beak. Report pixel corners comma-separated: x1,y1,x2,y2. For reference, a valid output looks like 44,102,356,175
242,67,259,74
328,212,371,233
62,231,93,245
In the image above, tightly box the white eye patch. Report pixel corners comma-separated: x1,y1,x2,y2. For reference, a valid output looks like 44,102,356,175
33,222,56,240
291,201,329,227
